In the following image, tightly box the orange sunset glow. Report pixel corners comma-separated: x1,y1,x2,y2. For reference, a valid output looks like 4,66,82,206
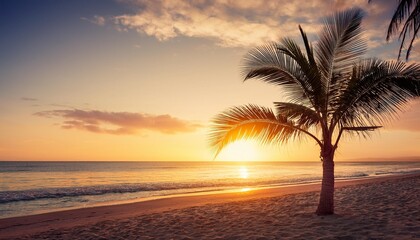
0,0,419,162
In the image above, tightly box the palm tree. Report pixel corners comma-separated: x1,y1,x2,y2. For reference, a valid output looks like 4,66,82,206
209,8,420,215
370,0,419,60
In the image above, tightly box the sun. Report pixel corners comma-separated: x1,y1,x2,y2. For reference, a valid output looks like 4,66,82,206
217,139,259,162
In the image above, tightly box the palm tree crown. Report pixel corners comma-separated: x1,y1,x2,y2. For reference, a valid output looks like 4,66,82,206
209,8,419,215
210,8,419,156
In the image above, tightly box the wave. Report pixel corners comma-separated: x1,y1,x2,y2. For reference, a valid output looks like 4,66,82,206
374,168,420,176
0,181,253,204
336,172,369,178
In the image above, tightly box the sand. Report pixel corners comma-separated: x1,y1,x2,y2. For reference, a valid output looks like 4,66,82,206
1,174,419,240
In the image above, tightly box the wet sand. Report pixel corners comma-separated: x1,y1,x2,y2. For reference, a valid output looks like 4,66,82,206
1,173,419,239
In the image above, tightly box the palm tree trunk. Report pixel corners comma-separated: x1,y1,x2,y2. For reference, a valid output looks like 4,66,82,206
316,147,335,215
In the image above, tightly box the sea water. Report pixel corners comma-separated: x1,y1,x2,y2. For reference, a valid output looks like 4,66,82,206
0,161,419,218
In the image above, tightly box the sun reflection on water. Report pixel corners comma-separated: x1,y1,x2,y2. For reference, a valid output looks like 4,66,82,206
240,187,251,192
239,166,249,179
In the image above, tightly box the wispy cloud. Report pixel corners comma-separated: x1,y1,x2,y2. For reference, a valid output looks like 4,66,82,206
112,0,396,48
35,109,201,135
21,97,38,101
81,15,106,26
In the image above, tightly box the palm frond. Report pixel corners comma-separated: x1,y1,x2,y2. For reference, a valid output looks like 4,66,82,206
316,8,367,116
277,35,324,112
387,0,416,41
405,20,419,60
242,43,313,106
274,102,320,128
334,126,382,147
209,104,320,158
383,0,419,60
396,3,420,60
299,25,316,66
342,126,382,132
316,8,366,77
331,59,420,128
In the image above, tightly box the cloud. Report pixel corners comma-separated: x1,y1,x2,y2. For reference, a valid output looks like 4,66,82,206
81,15,106,26
112,0,397,48
113,2,274,47
35,109,201,135
21,97,38,101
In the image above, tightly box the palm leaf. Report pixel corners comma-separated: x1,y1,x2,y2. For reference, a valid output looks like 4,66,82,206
277,35,324,112
316,8,366,78
405,20,419,60
377,0,420,60
274,102,320,128
299,25,316,66
387,0,416,41
316,8,367,116
342,126,382,131
209,104,320,158
396,3,420,60
331,59,420,128
334,126,382,147
242,43,313,106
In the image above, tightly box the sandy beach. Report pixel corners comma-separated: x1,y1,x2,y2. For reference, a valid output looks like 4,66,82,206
1,174,419,240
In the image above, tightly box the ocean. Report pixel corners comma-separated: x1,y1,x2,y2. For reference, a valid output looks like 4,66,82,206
1,161,419,219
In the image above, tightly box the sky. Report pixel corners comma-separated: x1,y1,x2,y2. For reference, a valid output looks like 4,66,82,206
0,0,419,161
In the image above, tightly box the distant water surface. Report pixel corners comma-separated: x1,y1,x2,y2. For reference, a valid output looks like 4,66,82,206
0,161,419,218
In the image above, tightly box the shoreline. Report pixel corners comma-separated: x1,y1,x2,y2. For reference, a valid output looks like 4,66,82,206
3,170,419,219
2,161,418,220
1,172,419,239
